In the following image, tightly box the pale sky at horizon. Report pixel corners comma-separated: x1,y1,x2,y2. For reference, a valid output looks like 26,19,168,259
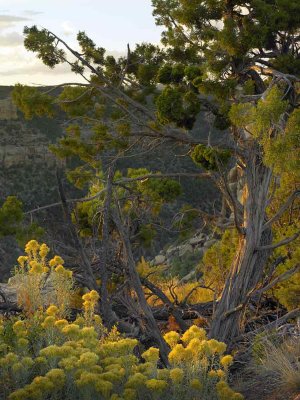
0,0,162,86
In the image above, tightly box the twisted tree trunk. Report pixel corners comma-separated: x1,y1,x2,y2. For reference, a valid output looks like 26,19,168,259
99,164,120,327
112,206,170,366
210,145,273,342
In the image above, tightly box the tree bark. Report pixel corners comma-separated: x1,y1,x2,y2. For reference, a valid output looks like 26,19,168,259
56,170,99,291
99,164,120,327
210,144,273,342
112,206,170,366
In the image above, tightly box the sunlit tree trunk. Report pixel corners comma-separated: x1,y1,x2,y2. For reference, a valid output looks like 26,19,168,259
210,143,273,342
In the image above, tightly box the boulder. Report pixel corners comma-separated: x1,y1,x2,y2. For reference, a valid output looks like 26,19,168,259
189,234,206,246
153,255,166,265
178,244,193,257
179,269,196,284
166,246,178,257
0,283,17,303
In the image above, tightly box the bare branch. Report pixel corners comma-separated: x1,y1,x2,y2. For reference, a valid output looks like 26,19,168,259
264,190,300,230
25,189,106,215
118,43,131,88
181,284,214,306
56,170,99,291
98,163,119,327
141,277,188,331
116,172,212,184
214,159,244,235
42,82,90,94
256,230,300,251
256,263,300,295
238,308,300,340
222,303,245,319
56,88,93,104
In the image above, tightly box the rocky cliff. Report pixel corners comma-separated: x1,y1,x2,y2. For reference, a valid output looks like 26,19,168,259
0,87,66,280
0,87,64,207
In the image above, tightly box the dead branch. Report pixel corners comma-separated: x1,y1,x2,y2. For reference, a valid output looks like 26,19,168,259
256,230,300,251
239,308,300,341
118,43,131,88
25,189,106,215
256,264,300,295
56,170,99,291
181,284,215,306
263,190,300,230
214,158,244,235
25,173,211,216
141,277,188,331
116,172,212,184
221,263,300,321
98,163,120,327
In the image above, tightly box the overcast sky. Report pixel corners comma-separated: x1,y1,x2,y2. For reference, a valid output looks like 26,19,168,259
0,0,162,86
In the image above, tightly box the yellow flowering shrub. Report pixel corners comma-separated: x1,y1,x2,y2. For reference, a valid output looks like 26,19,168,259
0,241,243,400
163,330,180,348
10,240,74,316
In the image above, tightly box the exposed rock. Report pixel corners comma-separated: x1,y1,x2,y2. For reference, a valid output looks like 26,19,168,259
179,243,193,257
0,98,17,120
189,234,206,246
203,239,217,249
166,245,178,257
179,269,196,284
153,255,166,265
0,283,17,303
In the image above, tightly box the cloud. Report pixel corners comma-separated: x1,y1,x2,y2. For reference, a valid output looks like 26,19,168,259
61,21,75,36
0,14,29,30
0,31,23,47
23,10,43,16
107,50,126,59
0,50,85,86
0,15,29,23
0,56,71,76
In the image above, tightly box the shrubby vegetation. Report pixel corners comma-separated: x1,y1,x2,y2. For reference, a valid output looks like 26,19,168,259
8,0,300,346
0,198,43,247
1,0,300,398
0,241,243,400
252,336,300,392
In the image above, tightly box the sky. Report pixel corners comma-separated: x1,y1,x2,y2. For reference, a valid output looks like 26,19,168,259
0,0,162,86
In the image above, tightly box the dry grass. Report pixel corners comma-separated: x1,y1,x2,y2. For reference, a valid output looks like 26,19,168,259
234,335,300,400
258,336,300,392
248,335,300,395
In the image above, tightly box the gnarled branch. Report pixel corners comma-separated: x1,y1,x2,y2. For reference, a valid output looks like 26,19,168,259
256,263,300,295
263,190,300,230
256,230,300,251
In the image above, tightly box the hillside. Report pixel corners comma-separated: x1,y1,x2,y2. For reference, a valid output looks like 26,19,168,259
0,86,220,280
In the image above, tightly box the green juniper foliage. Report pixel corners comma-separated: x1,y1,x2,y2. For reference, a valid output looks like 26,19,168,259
0,197,44,247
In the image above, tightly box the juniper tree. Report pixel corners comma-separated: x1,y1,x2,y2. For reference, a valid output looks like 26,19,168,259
0,196,44,247
13,0,300,343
